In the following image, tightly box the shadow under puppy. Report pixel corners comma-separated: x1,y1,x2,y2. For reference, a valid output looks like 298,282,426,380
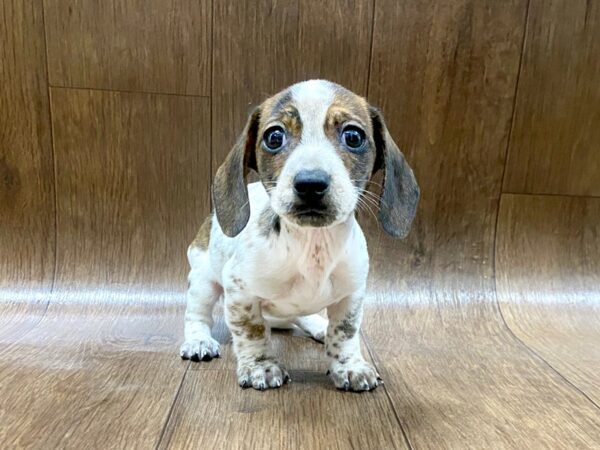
180,80,419,391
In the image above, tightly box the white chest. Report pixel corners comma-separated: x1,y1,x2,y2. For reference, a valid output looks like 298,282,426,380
255,233,357,318
260,270,342,318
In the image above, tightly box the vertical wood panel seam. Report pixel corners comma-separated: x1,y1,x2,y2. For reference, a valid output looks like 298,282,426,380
155,3,214,446
209,0,214,207
365,0,377,98
41,0,58,300
363,2,414,444
499,0,532,194
2,1,62,362
48,84,210,99
362,1,414,444
154,361,191,450
491,194,600,413
361,330,414,450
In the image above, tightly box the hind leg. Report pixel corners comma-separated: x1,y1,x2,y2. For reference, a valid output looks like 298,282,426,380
293,314,328,343
180,247,222,361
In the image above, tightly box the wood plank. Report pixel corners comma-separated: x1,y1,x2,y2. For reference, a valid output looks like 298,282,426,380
496,194,600,404
43,0,211,95
0,0,54,340
503,0,600,196
0,89,211,448
212,0,374,172
367,0,527,302
153,289,387,445
50,87,210,289
0,298,188,449
363,301,600,448
365,0,600,447
158,369,409,450
366,0,525,301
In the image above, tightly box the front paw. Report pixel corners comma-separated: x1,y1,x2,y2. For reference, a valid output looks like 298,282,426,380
180,337,220,361
328,359,381,392
237,358,290,390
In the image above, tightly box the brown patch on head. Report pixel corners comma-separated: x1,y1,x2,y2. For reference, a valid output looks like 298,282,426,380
190,214,212,250
325,87,376,189
255,88,303,186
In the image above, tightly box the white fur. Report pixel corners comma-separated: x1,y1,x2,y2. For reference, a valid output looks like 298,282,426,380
182,183,379,390
181,80,381,391
271,81,358,224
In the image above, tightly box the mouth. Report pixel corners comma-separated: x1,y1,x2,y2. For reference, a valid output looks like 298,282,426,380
289,204,335,227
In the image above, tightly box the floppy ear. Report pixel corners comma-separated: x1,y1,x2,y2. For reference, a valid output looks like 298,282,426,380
370,107,420,239
212,108,260,237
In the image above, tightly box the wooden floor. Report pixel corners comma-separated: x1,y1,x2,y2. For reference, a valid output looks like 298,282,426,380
0,197,599,449
2,0,600,448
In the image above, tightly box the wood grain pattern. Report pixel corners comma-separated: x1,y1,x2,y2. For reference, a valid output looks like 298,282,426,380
0,0,54,342
361,1,600,447
50,87,210,290
43,0,211,95
0,299,188,449
0,0,54,293
496,194,600,404
0,89,211,448
1,1,600,449
503,0,600,196
363,301,600,448
159,369,409,450
367,0,526,305
212,0,373,172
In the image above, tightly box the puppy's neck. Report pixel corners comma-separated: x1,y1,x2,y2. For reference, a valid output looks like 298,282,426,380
279,215,354,242
279,214,355,270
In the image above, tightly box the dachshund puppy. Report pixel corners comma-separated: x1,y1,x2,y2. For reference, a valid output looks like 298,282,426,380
180,80,419,391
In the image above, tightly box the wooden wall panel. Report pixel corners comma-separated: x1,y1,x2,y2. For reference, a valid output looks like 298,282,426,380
367,0,527,302
353,2,600,447
43,0,211,95
0,87,210,447
212,0,373,171
503,0,600,196
497,194,600,404
0,0,55,345
0,0,55,294
50,88,210,290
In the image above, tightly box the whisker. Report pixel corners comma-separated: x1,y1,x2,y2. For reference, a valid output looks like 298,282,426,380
359,195,380,213
356,187,389,209
351,179,383,189
356,187,382,203
356,196,378,222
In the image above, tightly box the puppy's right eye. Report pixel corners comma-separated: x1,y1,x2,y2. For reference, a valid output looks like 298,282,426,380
263,126,286,152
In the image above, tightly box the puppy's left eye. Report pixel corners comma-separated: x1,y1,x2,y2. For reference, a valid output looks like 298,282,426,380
341,126,366,151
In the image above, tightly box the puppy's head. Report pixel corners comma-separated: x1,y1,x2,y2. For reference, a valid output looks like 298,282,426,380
213,80,419,238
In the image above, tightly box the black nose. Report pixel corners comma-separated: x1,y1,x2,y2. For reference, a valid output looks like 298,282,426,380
293,170,331,203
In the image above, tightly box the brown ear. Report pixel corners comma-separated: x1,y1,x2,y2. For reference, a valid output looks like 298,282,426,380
212,108,260,237
370,107,420,239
